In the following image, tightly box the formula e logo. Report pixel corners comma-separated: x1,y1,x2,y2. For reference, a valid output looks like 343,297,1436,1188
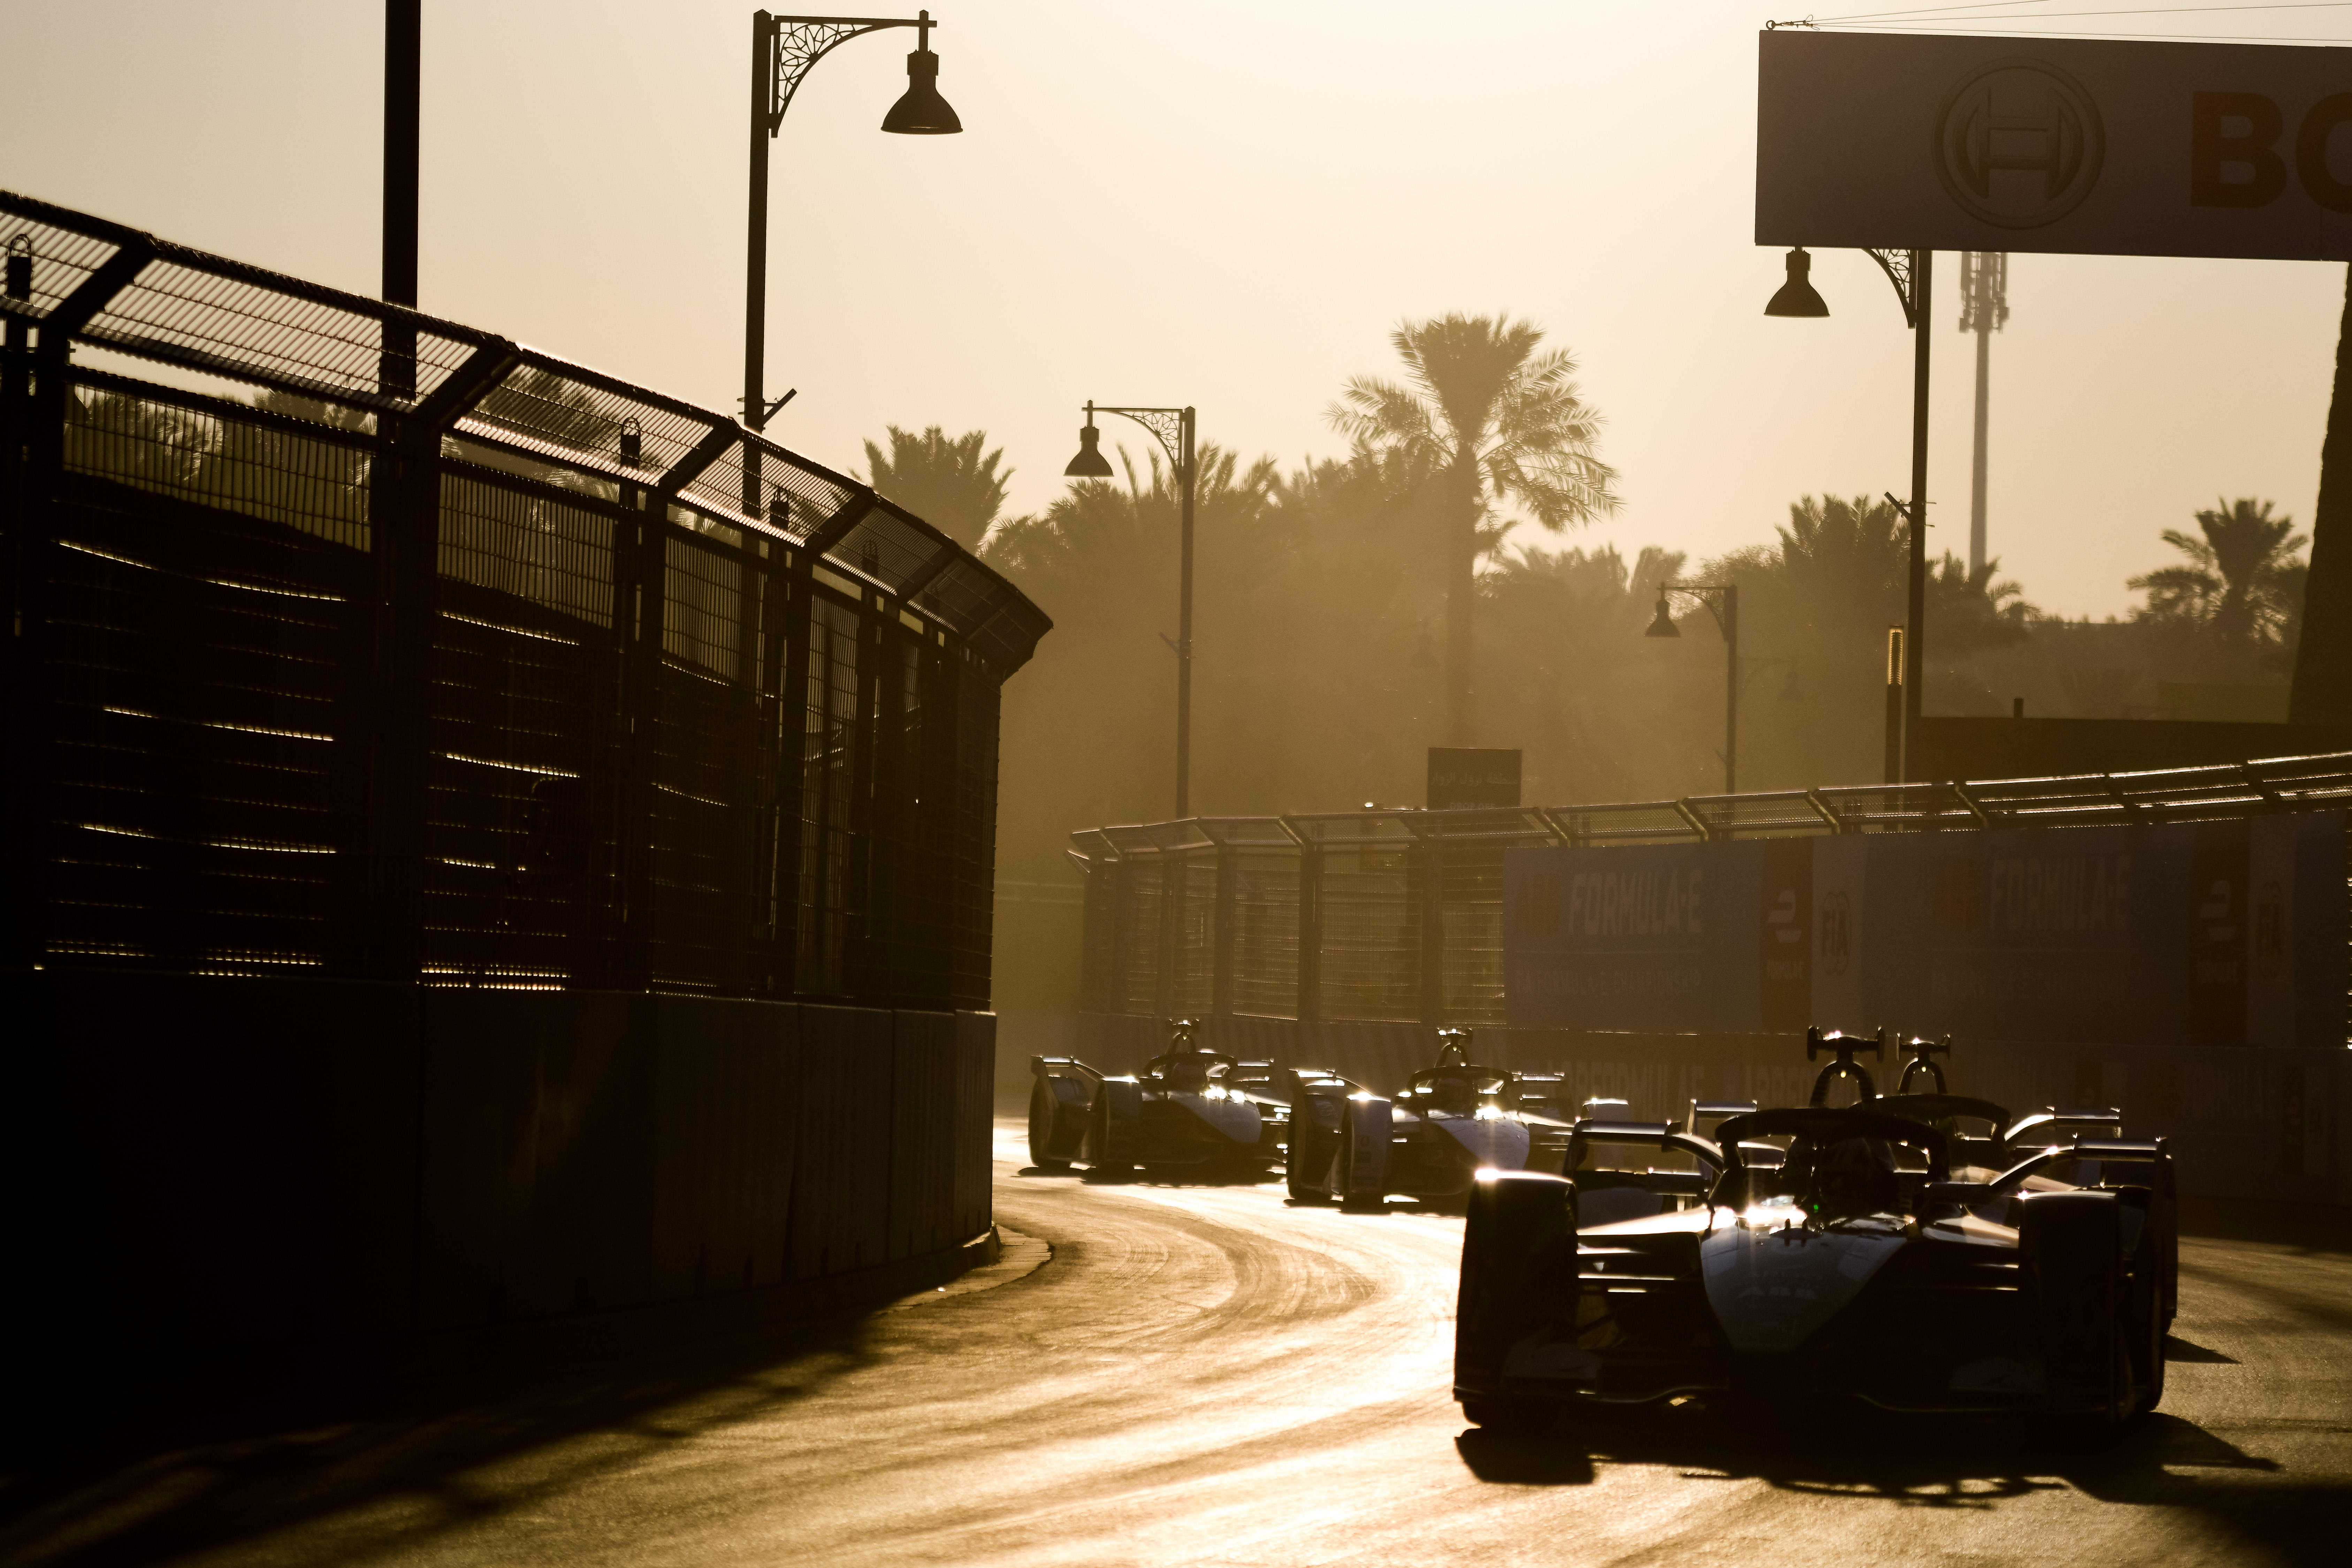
1818,892,1851,977
1935,58,2105,228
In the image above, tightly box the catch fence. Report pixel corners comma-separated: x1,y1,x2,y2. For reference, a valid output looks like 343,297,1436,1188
0,190,1048,1008
1071,757,2352,1028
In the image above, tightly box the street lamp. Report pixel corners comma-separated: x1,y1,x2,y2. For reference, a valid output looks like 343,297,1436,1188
1646,581,1741,795
1066,401,1198,817
742,9,961,513
1766,245,1931,782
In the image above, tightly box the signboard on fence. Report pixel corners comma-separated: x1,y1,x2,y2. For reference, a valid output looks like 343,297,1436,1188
1427,748,1522,809
1758,29,2352,261
1503,811,2347,1047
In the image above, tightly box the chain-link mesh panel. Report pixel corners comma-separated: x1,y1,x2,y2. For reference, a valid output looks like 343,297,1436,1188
650,658,756,994
420,605,598,990
664,533,743,679
1117,859,1164,1017
87,257,478,405
438,472,612,627
1315,826,1420,1023
1166,850,1216,1020
797,595,863,995
458,358,717,483
1229,847,1299,1018
950,664,1001,1011
837,498,945,592
62,380,375,552
686,438,863,548
1440,842,1507,1026
42,476,363,976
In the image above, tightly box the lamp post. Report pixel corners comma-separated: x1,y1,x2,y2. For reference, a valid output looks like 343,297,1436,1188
1766,245,1931,782
743,9,960,513
1646,581,1741,795
1066,401,1198,818
381,0,420,397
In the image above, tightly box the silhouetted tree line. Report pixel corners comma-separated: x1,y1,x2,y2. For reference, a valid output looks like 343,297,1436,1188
853,314,2310,893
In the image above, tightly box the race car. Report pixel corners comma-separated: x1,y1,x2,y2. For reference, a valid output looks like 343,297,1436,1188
1028,1020,1290,1179
1454,1102,2174,1434
1868,1034,2176,1329
1285,1029,1566,1205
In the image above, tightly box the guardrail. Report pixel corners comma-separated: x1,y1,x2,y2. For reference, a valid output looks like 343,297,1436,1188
0,190,1048,1007
1069,753,2352,1028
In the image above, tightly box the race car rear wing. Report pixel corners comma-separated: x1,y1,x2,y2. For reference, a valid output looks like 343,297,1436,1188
1927,1135,2171,1203
2004,1107,2126,1150
1567,1120,1726,1175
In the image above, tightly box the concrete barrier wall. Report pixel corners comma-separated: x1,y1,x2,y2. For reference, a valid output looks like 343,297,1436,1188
1,972,994,1370
1068,1011,2347,1206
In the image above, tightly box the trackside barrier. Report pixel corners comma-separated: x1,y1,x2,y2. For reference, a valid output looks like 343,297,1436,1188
0,970,998,1368
1072,760,2352,1036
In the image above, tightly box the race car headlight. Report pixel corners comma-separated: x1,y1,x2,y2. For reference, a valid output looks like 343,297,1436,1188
1475,1104,1501,1120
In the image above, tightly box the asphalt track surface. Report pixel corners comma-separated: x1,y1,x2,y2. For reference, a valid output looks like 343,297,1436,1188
4,1117,2349,1567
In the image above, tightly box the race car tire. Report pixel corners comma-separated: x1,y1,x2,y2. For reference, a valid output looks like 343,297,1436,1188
1455,1171,1576,1398
1087,1090,1139,1180
1336,1116,1373,1210
1028,1077,1071,1170
2021,1190,2131,1432
1286,1095,1336,1203
2129,1264,2167,1416
2155,1151,2181,1332
1338,1097,1392,1210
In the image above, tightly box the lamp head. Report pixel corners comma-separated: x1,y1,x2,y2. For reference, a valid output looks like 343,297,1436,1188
881,16,961,135
1765,247,1829,318
1064,418,1114,478
1644,592,1680,638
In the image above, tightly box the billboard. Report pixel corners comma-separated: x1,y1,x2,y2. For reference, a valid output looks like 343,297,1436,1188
1758,29,2352,261
1504,811,2346,1047
1427,747,1522,809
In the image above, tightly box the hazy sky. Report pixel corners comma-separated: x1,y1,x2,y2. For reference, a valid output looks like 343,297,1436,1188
5,1,2345,620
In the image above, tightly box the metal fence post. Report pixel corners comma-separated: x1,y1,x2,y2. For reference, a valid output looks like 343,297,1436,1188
1153,848,1181,1023
1418,828,1445,1026
615,508,667,989
1282,818,1321,1025
1211,839,1237,1016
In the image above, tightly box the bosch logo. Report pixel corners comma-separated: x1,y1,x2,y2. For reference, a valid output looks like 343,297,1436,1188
1934,57,2106,228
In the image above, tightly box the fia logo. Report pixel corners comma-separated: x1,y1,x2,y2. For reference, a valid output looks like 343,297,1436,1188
1818,892,1851,977
1934,57,2106,228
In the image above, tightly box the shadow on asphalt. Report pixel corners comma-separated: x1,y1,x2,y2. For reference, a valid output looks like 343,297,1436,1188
0,1310,883,1568
1452,1403,2338,1556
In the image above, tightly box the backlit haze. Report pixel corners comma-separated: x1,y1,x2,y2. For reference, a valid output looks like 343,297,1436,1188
4,0,2338,624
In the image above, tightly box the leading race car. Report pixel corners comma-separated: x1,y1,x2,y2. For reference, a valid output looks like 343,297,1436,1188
1028,1020,1291,1179
1453,1100,2174,1434
1284,1029,1570,1205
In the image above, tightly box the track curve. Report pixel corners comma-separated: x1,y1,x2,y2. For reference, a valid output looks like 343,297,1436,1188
3,1119,2346,1566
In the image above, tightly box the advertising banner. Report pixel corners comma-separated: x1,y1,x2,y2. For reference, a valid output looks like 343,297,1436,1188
1757,30,2352,261
1504,811,2346,1047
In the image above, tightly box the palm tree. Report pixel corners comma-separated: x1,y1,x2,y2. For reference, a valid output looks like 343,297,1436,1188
862,424,1011,551
1327,313,1618,744
1927,551,2033,659
2128,497,2308,648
